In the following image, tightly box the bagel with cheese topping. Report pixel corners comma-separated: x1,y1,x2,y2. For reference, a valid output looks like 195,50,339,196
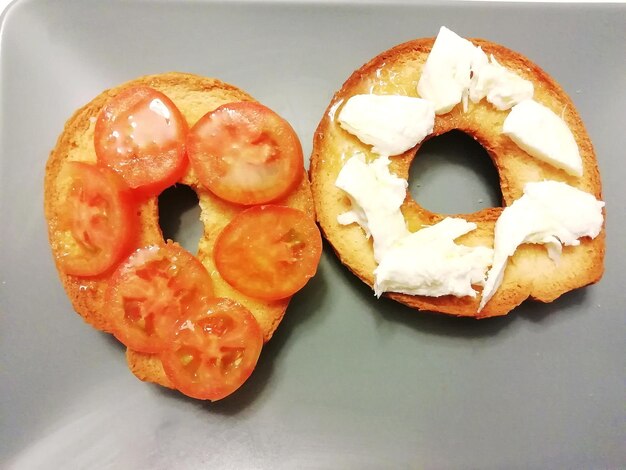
310,27,605,318
45,72,322,400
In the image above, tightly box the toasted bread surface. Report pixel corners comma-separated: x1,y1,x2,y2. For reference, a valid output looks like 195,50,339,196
309,38,605,318
45,72,315,390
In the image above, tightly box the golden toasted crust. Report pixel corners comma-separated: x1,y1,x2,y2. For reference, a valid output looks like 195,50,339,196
45,72,315,390
310,37,605,318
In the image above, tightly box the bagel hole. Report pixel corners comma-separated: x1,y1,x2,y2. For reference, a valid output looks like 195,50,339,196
408,130,502,214
158,184,203,253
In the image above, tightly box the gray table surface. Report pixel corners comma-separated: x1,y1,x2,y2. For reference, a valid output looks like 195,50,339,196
1,1,625,468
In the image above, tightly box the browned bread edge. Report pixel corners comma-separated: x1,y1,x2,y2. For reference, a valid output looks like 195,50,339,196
309,37,604,318
45,72,316,390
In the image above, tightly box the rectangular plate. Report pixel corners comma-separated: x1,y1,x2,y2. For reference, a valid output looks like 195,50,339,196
1,1,625,467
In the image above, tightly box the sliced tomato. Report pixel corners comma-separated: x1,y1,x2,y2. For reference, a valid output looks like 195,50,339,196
214,205,322,300
160,297,263,401
105,242,214,353
186,101,303,205
55,161,136,277
95,86,188,196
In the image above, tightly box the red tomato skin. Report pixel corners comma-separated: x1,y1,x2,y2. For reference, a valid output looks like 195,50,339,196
56,161,137,277
186,101,303,205
160,297,263,401
105,242,214,354
94,86,189,197
214,205,323,300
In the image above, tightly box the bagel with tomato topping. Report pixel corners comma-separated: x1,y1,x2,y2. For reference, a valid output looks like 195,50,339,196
45,72,322,400
310,27,605,318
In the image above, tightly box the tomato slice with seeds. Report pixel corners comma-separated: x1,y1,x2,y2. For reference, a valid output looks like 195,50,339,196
106,242,214,353
214,205,322,300
160,297,263,401
186,101,303,205
55,161,136,277
95,86,188,196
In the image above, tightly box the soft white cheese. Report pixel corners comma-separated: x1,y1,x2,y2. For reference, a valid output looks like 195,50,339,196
417,26,534,114
478,180,604,311
336,155,493,297
335,154,410,262
469,55,534,111
374,218,494,298
503,99,583,177
338,94,435,157
417,26,481,114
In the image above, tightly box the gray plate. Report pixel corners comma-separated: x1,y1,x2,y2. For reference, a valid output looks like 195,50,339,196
1,1,625,468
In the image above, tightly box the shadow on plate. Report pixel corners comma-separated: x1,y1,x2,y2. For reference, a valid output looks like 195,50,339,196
101,330,128,354
409,129,502,214
325,245,589,338
514,288,588,323
122,240,589,412
152,254,329,414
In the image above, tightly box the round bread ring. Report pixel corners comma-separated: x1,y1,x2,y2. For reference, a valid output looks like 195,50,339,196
44,72,315,388
310,37,605,318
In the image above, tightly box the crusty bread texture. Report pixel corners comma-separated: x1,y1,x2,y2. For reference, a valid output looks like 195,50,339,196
45,72,315,389
309,37,605,318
